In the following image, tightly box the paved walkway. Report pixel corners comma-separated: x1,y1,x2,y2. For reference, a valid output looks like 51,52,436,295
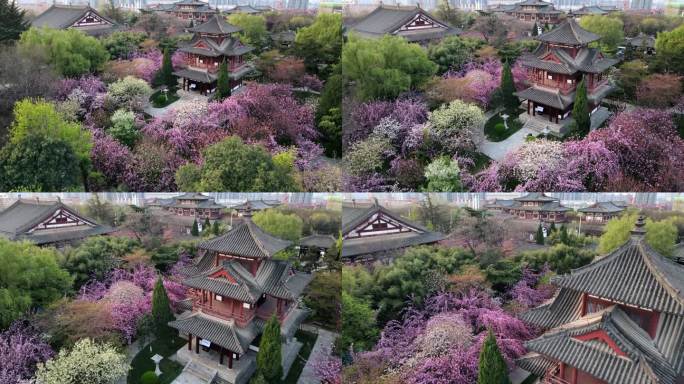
475,109,536,162
144,90,208,118
297,327,339,384
117,338,150,384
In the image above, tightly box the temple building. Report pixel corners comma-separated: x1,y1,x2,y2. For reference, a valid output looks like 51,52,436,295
485,193,570,222
169,213,312,383
173,15,255,95
342,201,445,263
517,217,684,384
231,200,282,216
0,199,113,247
569,5,619,17
515,18,619,135
31,5,118,36
151,193,224,220
345,4,462,44
577,201,627,223
488,0,563,24
620,33,657,56
143,0,218,22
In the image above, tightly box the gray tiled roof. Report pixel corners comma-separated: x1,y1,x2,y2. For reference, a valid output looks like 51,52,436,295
521,46,620,75
571,5,616,15
188,15,241,34
231,200,281,211
516,353,556,376
342,231,446,258
31,5,115,30
179,34,254,57
169,312,258,353
552,238,684,315
625,33,656,48
514,192,559,202
256,260,314,300
346,5,460,41
173,68,216,83
198,219,292,259
299,234,336,249
0,199,113,245
184,263,262,303
525,306,678,384
225,5,264,14
536,18,600,45
578,201,626,214
342,203,430,235
520,287,584,329
515,86,575,110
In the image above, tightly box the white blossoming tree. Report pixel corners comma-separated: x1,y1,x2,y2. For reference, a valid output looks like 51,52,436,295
424,156,461,192
34,338,128,384
427,99,485,153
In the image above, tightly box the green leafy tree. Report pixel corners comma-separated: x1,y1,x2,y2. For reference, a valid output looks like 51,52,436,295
19,27,109,77
478,330,511,384
101,31,146,59
572,77,590,136
212,220,221,236
578,15,624,53
191,219,199,236
154,48,177,89
654,24,684,74
532,22,539,36
427,35,477,74
62,237,136,288
175,137,299,191
500,61,518,111
109,109,139,147
216,60,231,100
535,223,545,245
424,156,461,192
252,209,303,241
341,292,378,352
516,243,595,274
35,338,127,384
108,76,153,111
228,13,268,51
203,218,211,233
644,218,678,257
617,60,648,100
549,221,557,233
151,277,175,337
342,34,437,100
9,99,93,189
256,315,282,382
316,67,342,157
560,224,569,244
0,238,72,328
294,13,343,76
303,271,341,330
0,133,81,191
0,0,29,42
598,212,639,254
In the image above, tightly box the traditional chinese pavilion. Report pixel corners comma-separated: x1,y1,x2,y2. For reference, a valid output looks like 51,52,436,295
152,192,224,220
489,0,563,24
569,5,619,17
31,5,118,36
577,201,627,223
485,193,570,222
231,200,282,216
0,199,113,247
342,201,445,263
345,4,462,44
517,217,684,384
169,213,311,382
515,19,619,130
173,14,254,95
143,0,217,22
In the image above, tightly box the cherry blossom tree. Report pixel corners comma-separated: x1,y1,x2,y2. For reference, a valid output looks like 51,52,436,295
0,321,54,383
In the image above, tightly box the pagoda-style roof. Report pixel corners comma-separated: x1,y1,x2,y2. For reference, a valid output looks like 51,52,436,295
176,192,212,201
521,46,620,75
184,259,312,303
225,4,265,14
536,18,601,45
31,5,117,36
179,34,253,57
231,200,281,212
299,234,336,249
515,86,575,110
198,219,292,259
148,0,216,13
520,287,584,329
0,199,113,245
188,14,241,34
169,311,259,354
551,236,684,315
578,201,626,214
523,306,678,384
514,192,559,202
346,5,461,42
342,202,445,259
625,33,656,48
486,193,571,212
571,5,618,15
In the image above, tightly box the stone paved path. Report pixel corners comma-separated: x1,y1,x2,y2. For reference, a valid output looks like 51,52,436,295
478,127,536,162
144,90,208,118
116,338,149,384
297,327,339,384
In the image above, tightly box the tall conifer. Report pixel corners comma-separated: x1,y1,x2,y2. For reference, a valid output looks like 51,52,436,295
573,76,590,136
478,330,511,384
152,277,174,337
256,315,282,382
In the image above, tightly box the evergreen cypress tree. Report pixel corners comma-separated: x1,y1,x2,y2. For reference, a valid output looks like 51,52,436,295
0,0,29,42
203,218,210,233
535,223,545,245
256,315,282,382
212,220,221,236
500,61,517,111
478,329,511,384
216,60,231,100
550,221,557,233
160,48,177,89
572,76,590,136
191,219,199,236
151,277,175,337
560,224,569,245
531,22,539,36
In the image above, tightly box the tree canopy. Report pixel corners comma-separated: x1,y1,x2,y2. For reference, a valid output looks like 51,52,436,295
294,13,343,76
252,209,303,241
0,239,72,328
35,338,127,384
342,34,437,101
256,315,283,382
578,15,624,53
228,13,268,52
654,24,684,74
340,292,379,352
0,0,29,42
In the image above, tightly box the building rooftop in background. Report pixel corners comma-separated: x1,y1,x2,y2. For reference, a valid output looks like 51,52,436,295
31,4,118,36
0,199,113,246
569,4,619,16
345,4,461,43
142,0,218,22
488,0,563,24
341,200,445,262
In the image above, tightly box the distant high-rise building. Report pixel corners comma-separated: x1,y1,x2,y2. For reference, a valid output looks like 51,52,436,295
286,0,308,7
631,0,652,9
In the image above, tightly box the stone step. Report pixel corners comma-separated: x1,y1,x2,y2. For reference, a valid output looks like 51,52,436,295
183,360,218,382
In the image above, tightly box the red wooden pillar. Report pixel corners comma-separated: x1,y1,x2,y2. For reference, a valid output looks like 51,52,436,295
196,337,200,354
219,347,224,365
188,334,192,350
228,352,233,369
571,366,578,384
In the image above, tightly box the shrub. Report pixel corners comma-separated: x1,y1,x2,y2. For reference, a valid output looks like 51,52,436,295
141,371,159,384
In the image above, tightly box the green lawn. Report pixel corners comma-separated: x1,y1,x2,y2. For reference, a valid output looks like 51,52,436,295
467,151,492,173
150,90,180,108
281,330,319,384
127,336,187,384
484,111,523,142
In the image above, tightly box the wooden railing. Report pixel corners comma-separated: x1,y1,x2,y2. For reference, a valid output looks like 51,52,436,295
543,364,571,384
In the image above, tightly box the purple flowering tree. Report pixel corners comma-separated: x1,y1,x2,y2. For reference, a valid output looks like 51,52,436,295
0,321,54,383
